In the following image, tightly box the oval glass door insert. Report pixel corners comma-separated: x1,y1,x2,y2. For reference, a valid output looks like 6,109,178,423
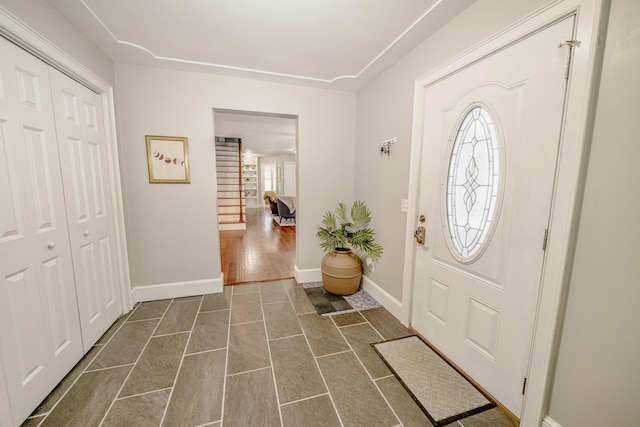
446,105,500,259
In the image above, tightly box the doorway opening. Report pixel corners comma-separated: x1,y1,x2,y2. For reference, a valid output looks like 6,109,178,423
213,109,298,285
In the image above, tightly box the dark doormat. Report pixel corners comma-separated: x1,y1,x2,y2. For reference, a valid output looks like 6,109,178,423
373,335,495,426
303,286,352,315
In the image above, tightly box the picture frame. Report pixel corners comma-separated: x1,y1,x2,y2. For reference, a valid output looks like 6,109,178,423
145,135,191,183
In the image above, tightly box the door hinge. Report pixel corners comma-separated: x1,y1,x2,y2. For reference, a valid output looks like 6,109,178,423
559,40,580,79
522,377,528,395
543,229,549,251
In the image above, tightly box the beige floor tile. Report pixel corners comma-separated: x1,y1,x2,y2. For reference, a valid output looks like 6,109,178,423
32,345,101,415
331,311,367,327
340,323,390,379
127,299,171,322
280,395,341,427
230,292,263,324
269,335,326,403
223,368,280,427
457,407,518,427
200,292,230,312
263,300,302,339
361,307,412,340
376,375,434,427
119,332,188,397
232,282,260,294
186,310,229,353
259,280,290,304
227,321,271,374
21,415,45,427
95,313,128,345
162,350,226,426
102,389,170,427
89,319,159,370
39,366,131,427
298,313,349,356
287,287,316,314
316,351,398,427
153,298,200,336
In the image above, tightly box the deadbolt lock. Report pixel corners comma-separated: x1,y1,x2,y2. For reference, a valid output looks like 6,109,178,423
414,226,425,245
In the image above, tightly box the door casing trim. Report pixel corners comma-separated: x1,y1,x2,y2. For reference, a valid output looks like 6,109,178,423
401,0,608,425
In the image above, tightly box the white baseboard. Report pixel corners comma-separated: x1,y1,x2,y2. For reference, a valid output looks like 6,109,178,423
361,275,403,320
542,416,563,427
131,276,223,304
294,266,321,283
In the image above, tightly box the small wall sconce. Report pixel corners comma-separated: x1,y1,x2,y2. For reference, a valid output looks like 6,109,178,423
380,137,397,157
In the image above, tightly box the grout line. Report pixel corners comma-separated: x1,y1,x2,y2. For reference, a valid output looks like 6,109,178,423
375,374,396,381
113,387,172,401
229,318,264,326
267,333,304,342
314,349,352,359
155,296,203,427
291,295,345,427
152,330,192,338
219,287,233,426
225,365,272,378
198,307,231,314
260,287,285,427
184,346,227,356
193,421,220,427
125,316,164,323
98,301,173,426
260,298,292,306
34,309,136,425
331,312,403,426
279,392,330,407
84,363,135,373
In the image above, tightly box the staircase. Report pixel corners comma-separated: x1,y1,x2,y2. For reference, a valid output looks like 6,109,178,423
215,137,246,230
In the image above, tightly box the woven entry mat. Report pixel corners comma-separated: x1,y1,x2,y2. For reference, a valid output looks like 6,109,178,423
373,335,495,426
302,281,381,316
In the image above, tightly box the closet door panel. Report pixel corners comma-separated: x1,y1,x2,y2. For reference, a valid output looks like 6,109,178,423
49,68,121,352
0,38,83,426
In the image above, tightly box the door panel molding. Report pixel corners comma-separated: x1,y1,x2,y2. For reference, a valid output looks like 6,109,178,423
0,6,131,314
402,1,609,425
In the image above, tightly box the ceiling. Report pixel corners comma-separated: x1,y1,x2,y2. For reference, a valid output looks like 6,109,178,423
47,0,476,154
47,0,476,91
214,110,297,157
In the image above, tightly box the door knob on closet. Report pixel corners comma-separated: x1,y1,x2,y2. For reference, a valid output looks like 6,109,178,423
83,230,90,237
47,242,56,250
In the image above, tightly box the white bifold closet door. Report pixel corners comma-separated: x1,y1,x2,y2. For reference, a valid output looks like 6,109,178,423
0,37,121,425
49,69,121,352
0,39,84,424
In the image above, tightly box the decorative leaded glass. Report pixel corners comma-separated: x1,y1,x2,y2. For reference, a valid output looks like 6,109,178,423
446,106,500,259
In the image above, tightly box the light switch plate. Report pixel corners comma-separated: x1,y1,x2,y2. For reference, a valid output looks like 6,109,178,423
401,199,409,213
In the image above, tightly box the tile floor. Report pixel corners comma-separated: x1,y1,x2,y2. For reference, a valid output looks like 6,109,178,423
22,280,517,427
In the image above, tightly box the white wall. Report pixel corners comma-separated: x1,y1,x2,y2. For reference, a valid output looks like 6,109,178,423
115,63,355,289
354,0,550,301
258,154,296,197
0,0,114,85
546,1,640,425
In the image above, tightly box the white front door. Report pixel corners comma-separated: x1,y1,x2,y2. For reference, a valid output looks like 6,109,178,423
411,17,573,416
0,38,83,424
49,68,122,352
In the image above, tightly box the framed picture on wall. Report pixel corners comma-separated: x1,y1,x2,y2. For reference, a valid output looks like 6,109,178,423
145,135,191,183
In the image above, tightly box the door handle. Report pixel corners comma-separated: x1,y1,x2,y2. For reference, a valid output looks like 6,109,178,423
47,242,56,250
414,226,425,245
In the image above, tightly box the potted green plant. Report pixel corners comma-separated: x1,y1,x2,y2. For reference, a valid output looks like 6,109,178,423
316,200,383,295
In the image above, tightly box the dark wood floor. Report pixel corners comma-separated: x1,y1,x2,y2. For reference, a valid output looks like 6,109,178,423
219,207,296,285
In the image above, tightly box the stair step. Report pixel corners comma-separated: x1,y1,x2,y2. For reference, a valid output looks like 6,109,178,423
218,206,244,214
